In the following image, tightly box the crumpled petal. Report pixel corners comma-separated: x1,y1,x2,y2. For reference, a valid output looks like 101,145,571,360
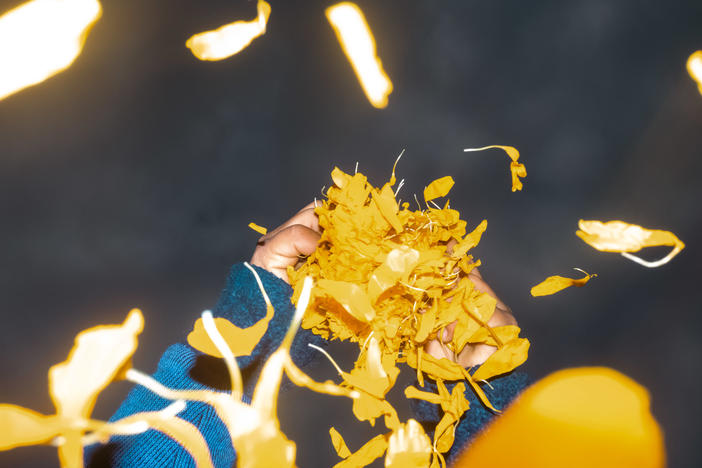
329,426,352,458
577,220,685,268
333,433,388,468
424,176,455,202
472,338,530,381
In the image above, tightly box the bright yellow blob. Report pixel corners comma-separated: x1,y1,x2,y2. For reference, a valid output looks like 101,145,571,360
453,367,666,468
687,50,702,95
186,0,271,61
0,0,102,101
326,2,393,108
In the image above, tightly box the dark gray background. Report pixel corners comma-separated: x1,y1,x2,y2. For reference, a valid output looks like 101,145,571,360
1,0,701,466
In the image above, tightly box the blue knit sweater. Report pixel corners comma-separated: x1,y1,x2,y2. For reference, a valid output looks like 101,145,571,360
85,263,527,467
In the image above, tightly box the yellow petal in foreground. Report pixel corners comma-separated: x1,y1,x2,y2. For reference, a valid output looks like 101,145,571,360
463,145,526,191
454,367,665,468
49,308,144,420
0,405,61,450
687,50,702,95
576,220,685,268
186,0,271,61
385,419,432,468
531,269,596,297
423,176,455,202
326,2,393,108
0,0,102,101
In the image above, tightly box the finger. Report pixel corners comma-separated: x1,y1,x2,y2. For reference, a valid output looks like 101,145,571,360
251,224,321,283
259,204,320,242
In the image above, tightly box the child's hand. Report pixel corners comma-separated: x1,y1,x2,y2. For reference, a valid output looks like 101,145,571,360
250,202,321,283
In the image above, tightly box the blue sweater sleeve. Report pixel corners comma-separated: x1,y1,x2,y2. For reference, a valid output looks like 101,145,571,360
85,263,325,468
408,371,529,465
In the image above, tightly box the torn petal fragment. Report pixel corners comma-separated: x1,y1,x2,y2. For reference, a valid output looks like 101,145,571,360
463,145,526,191
248,222,268,235
424,176,455,202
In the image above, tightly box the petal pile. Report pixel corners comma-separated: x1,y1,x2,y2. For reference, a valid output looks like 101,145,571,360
288,166,530,464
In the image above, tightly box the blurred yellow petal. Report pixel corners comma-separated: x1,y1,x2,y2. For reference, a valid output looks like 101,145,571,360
188,312,272,358
0,0,102,101
248,222,267,235
326,2,393,108
531,270,596,297
454,367,665,468
463,145,526,191
687,50,702,95
48,308,144,420
385,419,432,468
0,405,60,450
577,220,685,267
333,433,388,468
424,176,455,202
186,0,271,61
329,427,352,458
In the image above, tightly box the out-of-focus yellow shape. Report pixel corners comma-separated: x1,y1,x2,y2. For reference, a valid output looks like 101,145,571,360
577,220,685,268
531,269,596,297
329,427,352,458
49,308,144,466
0,405,60,450
186,0,271,61
453,367,665,468
464,145,526,191
687,50,702,95
326,2,393,108
0,0,102,101
423,176,455,202
248,222,268,235
385,419,432,468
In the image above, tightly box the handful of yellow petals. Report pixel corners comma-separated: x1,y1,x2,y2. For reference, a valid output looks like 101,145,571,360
288,164,530,466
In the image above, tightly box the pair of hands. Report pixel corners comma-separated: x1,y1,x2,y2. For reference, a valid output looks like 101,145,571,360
250,203,517,368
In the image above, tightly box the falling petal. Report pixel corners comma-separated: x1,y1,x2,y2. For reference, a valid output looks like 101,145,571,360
385,419,432,468
531,270,596,297
423,176,455,202
248,222,268,235
0,405,60,450
333,433,388,468
577,220,685,268
463,145,526,191
329,427,352,458
186,0,271,61
326,2,393,108
687,50,702,95
0,0,102,101
471,338,530,381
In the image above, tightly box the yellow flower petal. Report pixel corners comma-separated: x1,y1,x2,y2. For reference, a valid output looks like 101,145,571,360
531,270,596,297
385,419,432,468
687,50,702,95
186,0,271,61
471,337,530,381
423,176,455,202
48,308,144,420
248,222,267,235
333,433,388,468
329,426,352,458
454,367,665,468
0,405,60,450
577,220,685,268
464,145,526,191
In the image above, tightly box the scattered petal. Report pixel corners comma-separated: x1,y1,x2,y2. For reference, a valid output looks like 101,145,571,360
326,2,393,108
385,419,432,468
0,405,60,450
577,220,685,268
248,222,268,235
186,0,271,61
424,176,455,202
329,427,352,458
531,270,596,297
463,145,526,191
